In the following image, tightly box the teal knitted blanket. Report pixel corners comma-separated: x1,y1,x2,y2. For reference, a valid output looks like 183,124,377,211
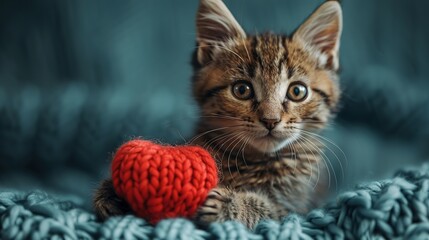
1,166,428,240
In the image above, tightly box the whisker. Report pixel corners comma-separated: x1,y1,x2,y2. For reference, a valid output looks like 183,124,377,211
283,138,296,174
297,121,327,124
296,134,331,190
300,129,346,162
204,131,240,155
210,131,245,182
217,131,246,179
202,131,234,150
235,134,250,170
174,129,188,144
228,132,248,177
298,129,346,183
290,126,346,180
211,131,243,161
221,131,246,162
292,135,318,187
298,135,321,189
203,131,240,179
294,136,322,190
187,125,243,145
241,135,253,167
298,133,338,192
289,137,299,175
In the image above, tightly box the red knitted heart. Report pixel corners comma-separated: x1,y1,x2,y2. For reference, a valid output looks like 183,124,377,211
111,139,218,224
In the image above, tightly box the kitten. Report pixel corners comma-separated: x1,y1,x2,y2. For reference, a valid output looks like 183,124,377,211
94,0,342,229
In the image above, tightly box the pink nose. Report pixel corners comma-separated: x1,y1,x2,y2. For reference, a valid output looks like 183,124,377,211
260,118,280,130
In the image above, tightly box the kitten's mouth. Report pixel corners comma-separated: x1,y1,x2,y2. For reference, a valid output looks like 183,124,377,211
252,132,282,146
249,130,300,153
261,130,282,140
262,133,280,141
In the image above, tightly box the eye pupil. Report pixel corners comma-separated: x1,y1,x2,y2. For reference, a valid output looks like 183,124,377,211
232,81,253,100
293,87,300,96
239,85,247,95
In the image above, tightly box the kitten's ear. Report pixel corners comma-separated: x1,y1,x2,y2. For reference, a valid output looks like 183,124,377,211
293,1,342,71
196,0,246,65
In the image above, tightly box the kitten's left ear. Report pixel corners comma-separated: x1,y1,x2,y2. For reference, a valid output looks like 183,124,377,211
293,1,342,71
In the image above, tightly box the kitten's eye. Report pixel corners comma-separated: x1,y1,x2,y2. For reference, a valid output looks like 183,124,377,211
287,82,308,102
232,81,254,100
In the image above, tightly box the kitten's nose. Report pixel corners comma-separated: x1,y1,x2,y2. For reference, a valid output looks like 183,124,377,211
260,117,280,130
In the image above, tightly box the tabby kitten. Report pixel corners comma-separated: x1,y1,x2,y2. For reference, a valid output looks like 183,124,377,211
94,0,342,229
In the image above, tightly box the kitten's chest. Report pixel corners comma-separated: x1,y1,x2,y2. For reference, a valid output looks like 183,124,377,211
218,154,314,189
218,154,318,213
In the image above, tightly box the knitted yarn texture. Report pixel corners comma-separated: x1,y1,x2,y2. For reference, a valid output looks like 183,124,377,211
1,165,428,239
111,140,218,224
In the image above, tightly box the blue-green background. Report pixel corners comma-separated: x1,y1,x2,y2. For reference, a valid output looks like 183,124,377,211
0,0,428,209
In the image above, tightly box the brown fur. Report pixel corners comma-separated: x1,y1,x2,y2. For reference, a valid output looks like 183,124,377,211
192,0,342,228
93,0,343,229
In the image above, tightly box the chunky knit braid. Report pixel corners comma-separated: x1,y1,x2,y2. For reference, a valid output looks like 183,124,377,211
1,165,429,239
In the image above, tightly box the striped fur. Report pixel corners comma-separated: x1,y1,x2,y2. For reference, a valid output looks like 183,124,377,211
193,0,342,228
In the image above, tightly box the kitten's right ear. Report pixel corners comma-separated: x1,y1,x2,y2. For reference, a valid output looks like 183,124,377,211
196,0,246,65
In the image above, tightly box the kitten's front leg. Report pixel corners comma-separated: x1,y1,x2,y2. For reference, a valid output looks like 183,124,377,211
93,179,132,220
194,187,279,229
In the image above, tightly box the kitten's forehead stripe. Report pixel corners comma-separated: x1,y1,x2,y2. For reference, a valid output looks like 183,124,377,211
278,35,288,77
247,62,256,78
248,33,290,102
287,66,295,79
253,34,288,83
251,36,263,69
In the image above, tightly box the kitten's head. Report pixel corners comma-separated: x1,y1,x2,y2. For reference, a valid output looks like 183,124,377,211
192,0,342,153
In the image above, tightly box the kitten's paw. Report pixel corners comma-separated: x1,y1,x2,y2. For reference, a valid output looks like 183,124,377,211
94,197,129,220
93,179,131,220
194,188,232,225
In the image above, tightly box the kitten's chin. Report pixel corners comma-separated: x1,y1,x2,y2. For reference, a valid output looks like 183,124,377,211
249,134,299,153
